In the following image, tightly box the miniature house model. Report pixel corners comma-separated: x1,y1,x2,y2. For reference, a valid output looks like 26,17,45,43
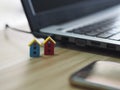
43,36,56,55
28,39,41,57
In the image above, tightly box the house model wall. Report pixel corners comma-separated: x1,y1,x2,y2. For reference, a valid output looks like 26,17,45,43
28,39,41,57
43,36,56,55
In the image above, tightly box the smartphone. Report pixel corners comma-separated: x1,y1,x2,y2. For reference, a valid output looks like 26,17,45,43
70,61,120,90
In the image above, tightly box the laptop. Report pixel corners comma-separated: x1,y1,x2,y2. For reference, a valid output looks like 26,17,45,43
21,0,120,51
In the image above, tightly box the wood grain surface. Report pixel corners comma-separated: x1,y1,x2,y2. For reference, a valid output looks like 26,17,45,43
0,25,120,90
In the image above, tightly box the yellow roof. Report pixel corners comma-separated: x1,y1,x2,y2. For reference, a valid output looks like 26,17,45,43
43,36,56,44
28,39,41,46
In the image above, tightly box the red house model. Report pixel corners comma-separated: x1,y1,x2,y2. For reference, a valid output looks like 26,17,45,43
43,36,56,55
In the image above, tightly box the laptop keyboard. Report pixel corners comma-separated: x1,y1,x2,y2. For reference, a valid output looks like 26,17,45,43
67,17,120,41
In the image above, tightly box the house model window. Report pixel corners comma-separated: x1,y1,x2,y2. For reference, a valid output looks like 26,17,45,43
48,41,51,47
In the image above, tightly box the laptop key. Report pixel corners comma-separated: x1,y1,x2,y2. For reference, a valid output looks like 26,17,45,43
109,33,120,40
98,28,120,38
86,25,114,36
72,29,85,34
86,30,101,36
98,32,114,38
107,28,120,33
72,27,92,34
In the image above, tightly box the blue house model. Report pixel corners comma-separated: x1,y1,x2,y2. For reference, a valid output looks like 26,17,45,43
28,39,41,57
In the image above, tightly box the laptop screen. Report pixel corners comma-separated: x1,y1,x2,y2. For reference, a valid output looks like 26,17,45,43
31,0,87,13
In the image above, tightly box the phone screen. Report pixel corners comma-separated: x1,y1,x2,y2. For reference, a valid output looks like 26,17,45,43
70,61,120,90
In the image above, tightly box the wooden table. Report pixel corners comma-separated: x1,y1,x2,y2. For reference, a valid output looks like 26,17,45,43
0,24,120,90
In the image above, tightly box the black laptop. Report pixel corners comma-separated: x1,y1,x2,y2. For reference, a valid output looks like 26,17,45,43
21,0,120,51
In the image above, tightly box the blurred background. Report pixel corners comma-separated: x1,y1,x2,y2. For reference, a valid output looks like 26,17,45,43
0,0,28,30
